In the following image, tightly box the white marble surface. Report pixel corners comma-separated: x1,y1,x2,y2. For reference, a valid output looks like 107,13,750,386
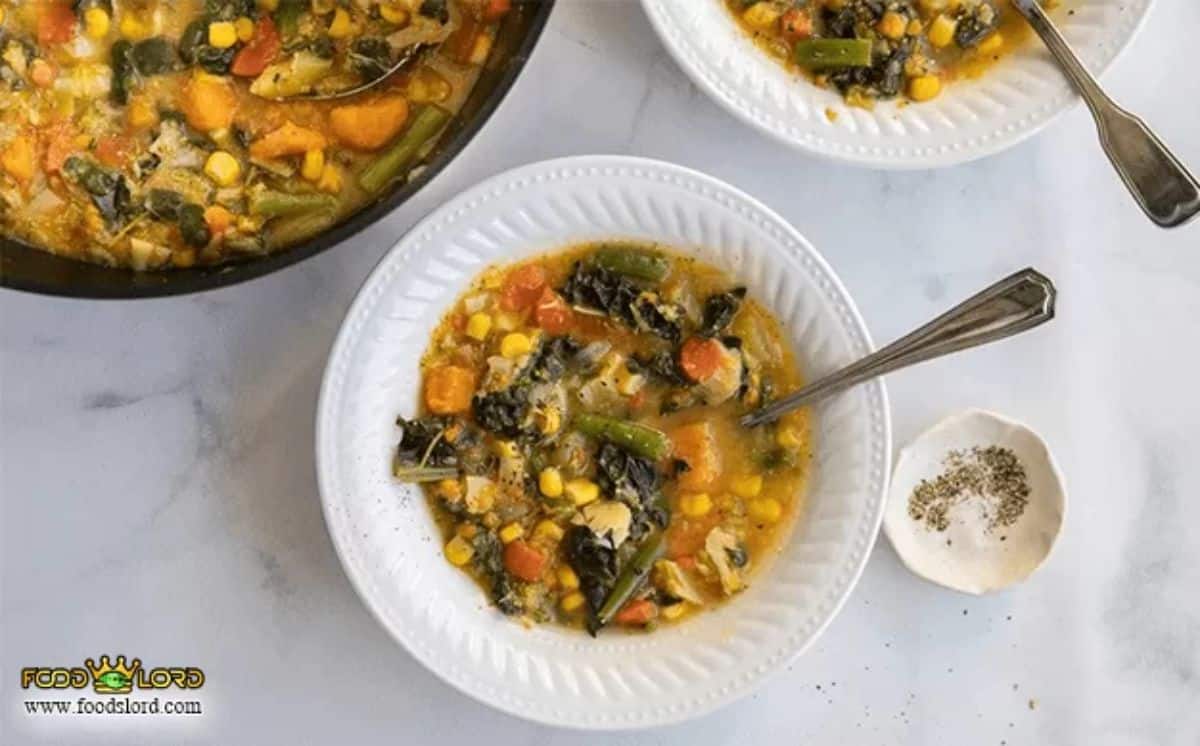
3,1,1199,743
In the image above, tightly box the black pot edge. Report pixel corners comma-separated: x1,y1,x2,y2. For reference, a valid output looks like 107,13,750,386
0,0,556,300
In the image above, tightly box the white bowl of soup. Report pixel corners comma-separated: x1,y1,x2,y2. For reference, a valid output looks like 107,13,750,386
642,0,1152,168
316,155,891,728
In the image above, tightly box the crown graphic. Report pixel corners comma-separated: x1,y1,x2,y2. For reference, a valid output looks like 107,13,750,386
85,655,141,694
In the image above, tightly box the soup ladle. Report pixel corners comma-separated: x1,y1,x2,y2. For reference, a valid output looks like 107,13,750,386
740,268,1056,428
1009,0,1199,228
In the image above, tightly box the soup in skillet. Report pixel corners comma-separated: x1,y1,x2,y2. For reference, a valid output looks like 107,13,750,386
0,0,511,269
727,0,1041,107
394,243,813,634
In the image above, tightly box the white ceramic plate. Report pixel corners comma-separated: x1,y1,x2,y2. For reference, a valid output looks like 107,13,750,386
641,0,1152,168
316,155,891,729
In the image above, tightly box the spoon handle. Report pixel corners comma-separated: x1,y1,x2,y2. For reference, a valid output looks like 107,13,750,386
740,269,1056,427
1009,0,1200,228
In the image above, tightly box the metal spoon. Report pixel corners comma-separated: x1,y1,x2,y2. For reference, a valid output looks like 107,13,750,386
740,268,1056,428
1009,0,1199,228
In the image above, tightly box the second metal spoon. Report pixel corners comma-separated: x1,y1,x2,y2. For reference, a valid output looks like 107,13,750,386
740,268,1057,428
1009,0,1199,228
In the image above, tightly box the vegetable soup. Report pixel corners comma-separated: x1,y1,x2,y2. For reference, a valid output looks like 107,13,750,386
396,243,813,634
0,0,512,269
727,0,1040,107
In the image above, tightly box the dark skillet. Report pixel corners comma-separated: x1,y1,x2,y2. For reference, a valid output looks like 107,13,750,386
0,0,555,299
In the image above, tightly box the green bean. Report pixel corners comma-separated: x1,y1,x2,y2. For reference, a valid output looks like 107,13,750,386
265,208,338,248
359,105,451,194
393,465,459,483
249,190,337,218
274,0,307,39
592,531,665,633
594,247,670,282
574,413,671,461
794,38,873,69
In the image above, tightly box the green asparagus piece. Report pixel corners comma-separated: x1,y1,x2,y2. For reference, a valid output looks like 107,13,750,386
359,105,452,194
574,413,672,461
249,190,337,218
392,464,459,483
592,531,665,633
594,246,670,282
794,38,873,69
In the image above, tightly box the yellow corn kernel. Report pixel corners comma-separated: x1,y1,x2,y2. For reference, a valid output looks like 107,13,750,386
301,149,325,182
741,2,782,30
380,3,410,25
493,440,519,459
493,311,522,332
500,332,532,359
328,8,353,38
560,591,586,613
235,16,256,42
436,479,461,500
748,498,784,524
731,474,763,499
468,33,492,65
119,14,150,40
317,163,343,194
908,74,943,102
204,151,241,187
84,8,111,39
556,566,579,591
73,134,93,149
533,520,564,542
466,312,492,341
208,21,238,49
661,602,687,621
456,522,478,540
564,479,599,506
498,522,524,544
237,215,262,233
127,98,158,129
407,70,452,103
977,31,1004,56
538,468,564,498
258,0,279,11
172,250,197,268
928,14,957,48
877,11,908,40
444,535,474,566
776,426,803,449
0,8,5,26
679,492,712,518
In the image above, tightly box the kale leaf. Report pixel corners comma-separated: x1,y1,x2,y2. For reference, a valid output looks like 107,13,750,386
471,532,521,615
698,287,746,338
595,443,668,540
471,336,580,437
563,525,618,616
561,262,683,341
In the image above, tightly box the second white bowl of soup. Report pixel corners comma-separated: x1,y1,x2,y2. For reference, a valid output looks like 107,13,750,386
316,155,891,728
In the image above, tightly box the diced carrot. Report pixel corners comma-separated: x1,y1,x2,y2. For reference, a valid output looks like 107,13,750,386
503,540,546,582
248,121,328,161
38,2,76,46
42,122,78,175
181,74,239,133
676,555,697,571
1,136,36,188
204,205,234,235
614,599,658,626
329,96,410,151
230,16,280,77
671,422,720,490
533,287,573,333
482,0,512,22
679,336,723,382
30,59,57,88
94,136,132,168
499,264,547,311
779,9,813,42
423,365,476,415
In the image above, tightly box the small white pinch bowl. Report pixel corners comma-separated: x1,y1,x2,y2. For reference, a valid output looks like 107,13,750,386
884,409,1067,595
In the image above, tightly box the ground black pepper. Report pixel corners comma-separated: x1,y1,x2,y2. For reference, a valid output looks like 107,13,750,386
908,445,1031,532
